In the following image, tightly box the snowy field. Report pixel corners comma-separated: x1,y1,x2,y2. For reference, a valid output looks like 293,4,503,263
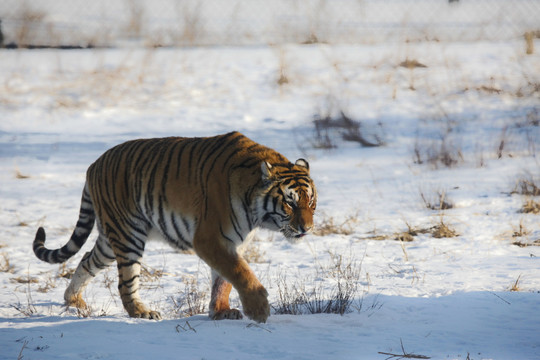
1,38,540,359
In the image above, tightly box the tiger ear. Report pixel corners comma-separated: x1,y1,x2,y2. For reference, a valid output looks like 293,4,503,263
295,158,310,172
261,161,273,180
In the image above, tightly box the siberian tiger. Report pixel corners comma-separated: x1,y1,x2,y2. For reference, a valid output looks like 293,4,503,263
33,131,317,323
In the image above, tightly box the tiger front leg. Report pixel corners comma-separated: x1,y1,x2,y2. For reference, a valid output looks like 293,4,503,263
209,270,243,320
194,237,270,323
212,263,269,323
238,282,269,323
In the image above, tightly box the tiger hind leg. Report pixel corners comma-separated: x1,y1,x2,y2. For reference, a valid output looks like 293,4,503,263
209,270,243,320
64,233,116,311
110,232,162,320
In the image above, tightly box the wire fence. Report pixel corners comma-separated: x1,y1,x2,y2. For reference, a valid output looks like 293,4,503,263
0,0,539,48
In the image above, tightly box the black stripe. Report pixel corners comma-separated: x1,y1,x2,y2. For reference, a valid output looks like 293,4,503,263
220,225,235,243
170,214,192,250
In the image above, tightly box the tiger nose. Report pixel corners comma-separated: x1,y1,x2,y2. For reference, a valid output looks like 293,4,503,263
299,224,313,234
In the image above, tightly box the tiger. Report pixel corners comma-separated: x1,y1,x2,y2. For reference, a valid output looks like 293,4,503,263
33,131,317,323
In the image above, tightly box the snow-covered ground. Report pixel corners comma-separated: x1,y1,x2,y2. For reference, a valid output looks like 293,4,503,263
1,39,539,359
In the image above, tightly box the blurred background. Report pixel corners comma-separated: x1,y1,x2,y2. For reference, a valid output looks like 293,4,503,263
0,0,539,48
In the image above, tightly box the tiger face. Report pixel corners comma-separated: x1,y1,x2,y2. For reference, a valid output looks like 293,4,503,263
260,159,317,241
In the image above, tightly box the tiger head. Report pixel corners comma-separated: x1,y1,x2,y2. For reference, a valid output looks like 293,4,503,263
260,159,317,242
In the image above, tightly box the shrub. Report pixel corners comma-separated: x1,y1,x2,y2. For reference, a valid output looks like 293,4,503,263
272,251,362,315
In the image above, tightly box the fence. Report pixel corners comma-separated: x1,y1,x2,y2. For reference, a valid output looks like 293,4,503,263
0,0,539,47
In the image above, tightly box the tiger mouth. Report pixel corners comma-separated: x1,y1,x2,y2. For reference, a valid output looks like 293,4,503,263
281,226,308,240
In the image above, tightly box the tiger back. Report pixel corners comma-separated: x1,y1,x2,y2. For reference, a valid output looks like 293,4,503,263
33,131,317,322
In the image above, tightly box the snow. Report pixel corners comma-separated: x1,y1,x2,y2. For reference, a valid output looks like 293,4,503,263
1,39,540,359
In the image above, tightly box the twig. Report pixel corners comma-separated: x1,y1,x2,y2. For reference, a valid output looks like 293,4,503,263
489,291,511,305
378,351,431,360
175,321,197,333
17,340,29,360
246,322,272,333
378,339,430,359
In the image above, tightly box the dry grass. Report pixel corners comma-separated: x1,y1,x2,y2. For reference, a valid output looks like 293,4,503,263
11,276,39,284
525,32,534,55
140,263,165,282
414,135,463,169
276,48,290,86
313,213,357,236
511,220,530,238
512,239,540,247
413,115,463,169
509,220,539,247
520,199,540,214
394,232,415,243
170,275,209,318
420,189,454,211
0,253,15,273
37,275,57,293
399,58,427,69
243,242,267,264
512,176,540,196
272,251,362,316
12,282,38,317
57,263,75,279
12,295,37,317
430,219,458,238
15,168,31,179
394,222,431,242
509,274,522,292
393,218,458,242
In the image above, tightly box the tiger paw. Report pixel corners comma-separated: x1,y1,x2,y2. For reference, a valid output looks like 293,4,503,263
65,293,89,310
240,286,270,323
211,308,243,320
126,302,162,320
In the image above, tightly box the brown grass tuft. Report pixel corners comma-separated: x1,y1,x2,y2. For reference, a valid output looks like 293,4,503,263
520,199,540,214
525,32,534,55
420,189,454,211
399,58,427,69
313,213,357,236
15,169,31,179
512,176,540,196
512,239,540,247
511,220,530,238
430,219,458,238
11,276,39,284
394,221,432,242
0,253,15,273
509,274,522,291
57,263,75,279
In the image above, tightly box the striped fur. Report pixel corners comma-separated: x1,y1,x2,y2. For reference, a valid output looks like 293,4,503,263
33,132,317,322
